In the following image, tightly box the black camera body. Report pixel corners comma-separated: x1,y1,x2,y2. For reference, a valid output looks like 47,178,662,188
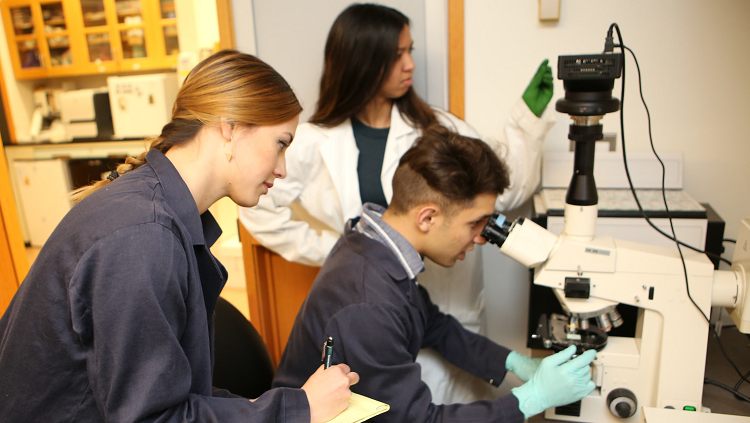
556,53,623,117
554,53,623,206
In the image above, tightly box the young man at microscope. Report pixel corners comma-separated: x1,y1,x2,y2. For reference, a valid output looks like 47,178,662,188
273,127,597,423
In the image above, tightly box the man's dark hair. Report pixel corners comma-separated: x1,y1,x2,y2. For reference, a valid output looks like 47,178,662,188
389,126,510,216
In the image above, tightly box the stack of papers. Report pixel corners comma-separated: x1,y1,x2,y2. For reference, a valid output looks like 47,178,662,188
326,393,390,423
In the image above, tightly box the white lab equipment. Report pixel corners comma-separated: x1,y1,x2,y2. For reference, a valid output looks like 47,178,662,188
27,88,65,143
481,44,749,422
13,159,72,247
487,214,749,422
58,88,114,140
107,73,178,139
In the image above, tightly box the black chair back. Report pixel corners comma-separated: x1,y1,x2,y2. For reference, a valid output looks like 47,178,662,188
213,296,275,398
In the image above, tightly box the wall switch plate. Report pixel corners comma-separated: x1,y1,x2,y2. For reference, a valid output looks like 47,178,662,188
539,0,561,21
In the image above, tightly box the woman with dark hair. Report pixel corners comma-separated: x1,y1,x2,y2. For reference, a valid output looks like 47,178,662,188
0,50,358,423
240,3,555,403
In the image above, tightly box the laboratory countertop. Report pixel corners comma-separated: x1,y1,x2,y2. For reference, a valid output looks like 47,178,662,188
4,138,148,149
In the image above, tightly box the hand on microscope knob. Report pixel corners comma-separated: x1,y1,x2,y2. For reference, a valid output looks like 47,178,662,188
511,345,597,419
505,350,542,382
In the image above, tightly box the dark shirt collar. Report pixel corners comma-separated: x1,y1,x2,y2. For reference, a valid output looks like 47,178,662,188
146,149,222,248
351,203,425,280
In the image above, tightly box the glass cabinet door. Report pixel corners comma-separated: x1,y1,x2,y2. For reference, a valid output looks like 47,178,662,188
115,0,147,60
159,0,175,19
5,0,181,76
162,24,178,56
17,39,41,68
81,0,107,27
158,0,178,57
41,2,72,68
10,6,34,36
79,0,113,66
86,32,113,63
9,6,42,70
114,0,142,24
120,27,146,59
46,34,71,66
40,2,65,30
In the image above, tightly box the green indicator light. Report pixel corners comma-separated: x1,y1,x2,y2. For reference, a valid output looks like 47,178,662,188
683,406,697,411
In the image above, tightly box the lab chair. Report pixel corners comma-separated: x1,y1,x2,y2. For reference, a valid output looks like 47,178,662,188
213,296,275,399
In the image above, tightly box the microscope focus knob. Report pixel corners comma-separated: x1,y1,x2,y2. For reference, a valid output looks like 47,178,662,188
607,388,637,418
615,402,632,417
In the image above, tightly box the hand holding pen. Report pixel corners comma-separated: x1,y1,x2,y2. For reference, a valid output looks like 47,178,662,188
301,335,360,423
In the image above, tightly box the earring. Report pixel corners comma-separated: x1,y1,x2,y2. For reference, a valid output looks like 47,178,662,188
226,135,233,162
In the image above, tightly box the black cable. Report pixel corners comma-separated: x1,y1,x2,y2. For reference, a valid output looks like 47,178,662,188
715,254,732,267
725,238,737,244
610,24,749,400
710,325,748,383
604,28,731,268
611,23,709,324
733,333,750,394
610,48,731,269
704,378,750,403
703,325,750,396
735,368,750,395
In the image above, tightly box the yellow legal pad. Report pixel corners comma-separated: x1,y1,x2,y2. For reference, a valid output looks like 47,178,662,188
325,393,390,423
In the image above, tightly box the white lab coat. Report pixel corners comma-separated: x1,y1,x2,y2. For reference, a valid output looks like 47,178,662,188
239,98,555,403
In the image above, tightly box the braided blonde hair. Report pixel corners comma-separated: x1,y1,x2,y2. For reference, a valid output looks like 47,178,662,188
71,50,302,203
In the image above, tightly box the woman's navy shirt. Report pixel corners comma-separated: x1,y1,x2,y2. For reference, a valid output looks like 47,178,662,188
0,149,309,422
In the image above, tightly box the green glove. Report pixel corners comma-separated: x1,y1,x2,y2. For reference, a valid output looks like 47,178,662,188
511,345,597,419
505,350,542,382
522,59,554,118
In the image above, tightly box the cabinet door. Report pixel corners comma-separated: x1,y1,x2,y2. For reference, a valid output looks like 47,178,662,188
150,0,178,69
39,0,75,76
110,0,152,71
238,223,319,367
1,0,76,79
70,0,119,74
0,145,29,316
2,2,46,78
2,0,180,79
111,0,178,72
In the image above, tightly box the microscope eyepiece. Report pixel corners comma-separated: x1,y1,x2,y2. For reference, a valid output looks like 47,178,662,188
481,213,512,247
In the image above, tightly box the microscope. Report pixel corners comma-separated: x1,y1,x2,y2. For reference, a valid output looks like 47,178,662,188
482,45,750,421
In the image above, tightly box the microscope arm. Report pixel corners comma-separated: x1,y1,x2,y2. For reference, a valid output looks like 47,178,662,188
497,216,750,334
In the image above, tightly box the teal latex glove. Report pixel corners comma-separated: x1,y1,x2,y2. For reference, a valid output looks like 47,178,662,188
522,59,554,118
505,350,543,382
511,346,597,419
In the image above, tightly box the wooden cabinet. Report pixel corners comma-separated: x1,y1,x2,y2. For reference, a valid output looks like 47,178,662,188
1,0,180,79
1,0,75,79
239,222,320,368
0,140,28,316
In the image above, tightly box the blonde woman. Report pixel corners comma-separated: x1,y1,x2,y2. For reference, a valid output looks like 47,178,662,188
0,51,357,423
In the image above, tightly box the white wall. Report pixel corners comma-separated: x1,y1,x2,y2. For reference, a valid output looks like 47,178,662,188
0,16,33,142
469,0,750,357
175,0,220,54
466,0,750,245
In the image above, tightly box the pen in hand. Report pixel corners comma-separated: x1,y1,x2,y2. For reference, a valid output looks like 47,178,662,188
322,336,334,369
